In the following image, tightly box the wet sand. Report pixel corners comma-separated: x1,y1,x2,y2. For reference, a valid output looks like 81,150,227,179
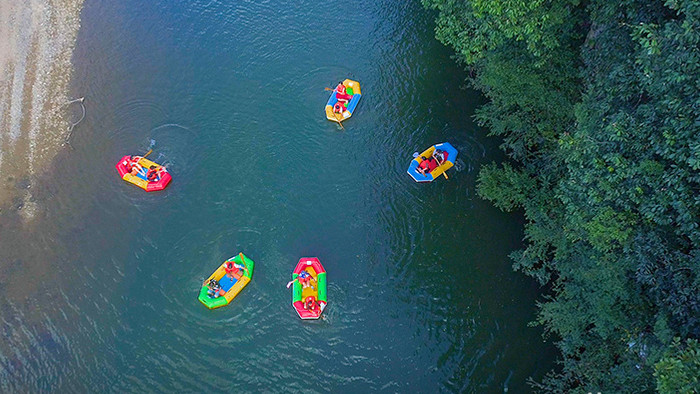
0,0,84,220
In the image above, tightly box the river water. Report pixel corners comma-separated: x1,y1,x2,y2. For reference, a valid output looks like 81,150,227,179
0,0,555,391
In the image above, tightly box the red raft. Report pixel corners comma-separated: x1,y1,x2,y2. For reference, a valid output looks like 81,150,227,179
116,155,172,192
291,257,328,320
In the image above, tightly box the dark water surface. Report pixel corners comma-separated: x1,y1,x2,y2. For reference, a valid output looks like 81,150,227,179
0,0,556,391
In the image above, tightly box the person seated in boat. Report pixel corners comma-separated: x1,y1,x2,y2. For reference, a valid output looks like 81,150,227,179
128,156,144,176
416,156,438,175
298,269,316,289
333,101,346,114
304,296,320,313
434,149,449,165
146,165,160,181
225,260,247,280
207,279,224,298
335,82,352,103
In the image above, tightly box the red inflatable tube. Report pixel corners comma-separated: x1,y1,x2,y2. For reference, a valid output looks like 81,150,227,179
115,155,172,192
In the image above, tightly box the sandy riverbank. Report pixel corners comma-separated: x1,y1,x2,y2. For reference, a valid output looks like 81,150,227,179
0,0,84,220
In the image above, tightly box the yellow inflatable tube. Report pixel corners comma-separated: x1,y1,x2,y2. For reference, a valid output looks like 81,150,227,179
325,79,362,122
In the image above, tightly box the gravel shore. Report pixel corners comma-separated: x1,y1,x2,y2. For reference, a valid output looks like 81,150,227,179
0,0,84,218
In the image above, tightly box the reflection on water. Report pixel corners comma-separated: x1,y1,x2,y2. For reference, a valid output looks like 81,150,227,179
0,0,555,391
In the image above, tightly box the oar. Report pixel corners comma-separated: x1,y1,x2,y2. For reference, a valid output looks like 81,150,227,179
142,139,156,159
333,113,346,131
237,253,250,275
432,152,449,179
286,278,298,288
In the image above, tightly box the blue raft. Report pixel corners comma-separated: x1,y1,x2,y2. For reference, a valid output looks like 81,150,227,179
407,142,458,182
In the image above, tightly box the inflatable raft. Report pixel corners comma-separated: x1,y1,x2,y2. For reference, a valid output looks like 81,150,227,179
291,257,327,320
407,142,458,182
198,253,255,310
116,155,172,192
325,79,362,123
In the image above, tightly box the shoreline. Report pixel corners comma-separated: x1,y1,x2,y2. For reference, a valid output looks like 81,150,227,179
0,0,84,220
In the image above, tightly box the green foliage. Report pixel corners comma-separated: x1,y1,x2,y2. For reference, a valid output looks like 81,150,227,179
582,207,634,253
425,0,700,391
476,163,535,211
470,0,581,58
655,338,700,394
423,0,583,64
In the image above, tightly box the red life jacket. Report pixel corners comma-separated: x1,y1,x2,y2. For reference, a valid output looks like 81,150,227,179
419,158,437,172
427,158,438,171
336,92,352,101
147,168,159,181
305,296,318,312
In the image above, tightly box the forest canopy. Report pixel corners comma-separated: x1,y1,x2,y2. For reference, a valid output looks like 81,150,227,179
423,0,700,392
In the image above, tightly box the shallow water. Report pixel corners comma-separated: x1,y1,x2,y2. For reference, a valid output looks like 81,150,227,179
0,0,84,212
0,0,555,391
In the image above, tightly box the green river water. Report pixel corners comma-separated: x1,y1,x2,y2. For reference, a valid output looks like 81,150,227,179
0,0,556,391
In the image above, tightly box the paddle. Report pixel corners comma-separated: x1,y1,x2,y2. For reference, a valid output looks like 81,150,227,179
133,139,158,178
237,253,250,275
286,272,316,289
139,139,156,160
333,113,346,131
432,151,449,179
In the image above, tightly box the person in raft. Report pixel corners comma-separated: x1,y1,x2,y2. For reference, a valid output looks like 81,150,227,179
335,82,352,103
146,165,159,181
207,279,224,298
333,101,346,114
304,296,320,312
224,260,247,280
128,156,145,176
298,269,316,289
146,165,167,182
433,149,448,165
332,82,353,114
416,156,438,175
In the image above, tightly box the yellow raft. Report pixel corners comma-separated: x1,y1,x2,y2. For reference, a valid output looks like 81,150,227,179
325,79,362,122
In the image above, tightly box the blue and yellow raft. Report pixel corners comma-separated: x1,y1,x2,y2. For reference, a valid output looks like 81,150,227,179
325,79,362,123
407,142,458,182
